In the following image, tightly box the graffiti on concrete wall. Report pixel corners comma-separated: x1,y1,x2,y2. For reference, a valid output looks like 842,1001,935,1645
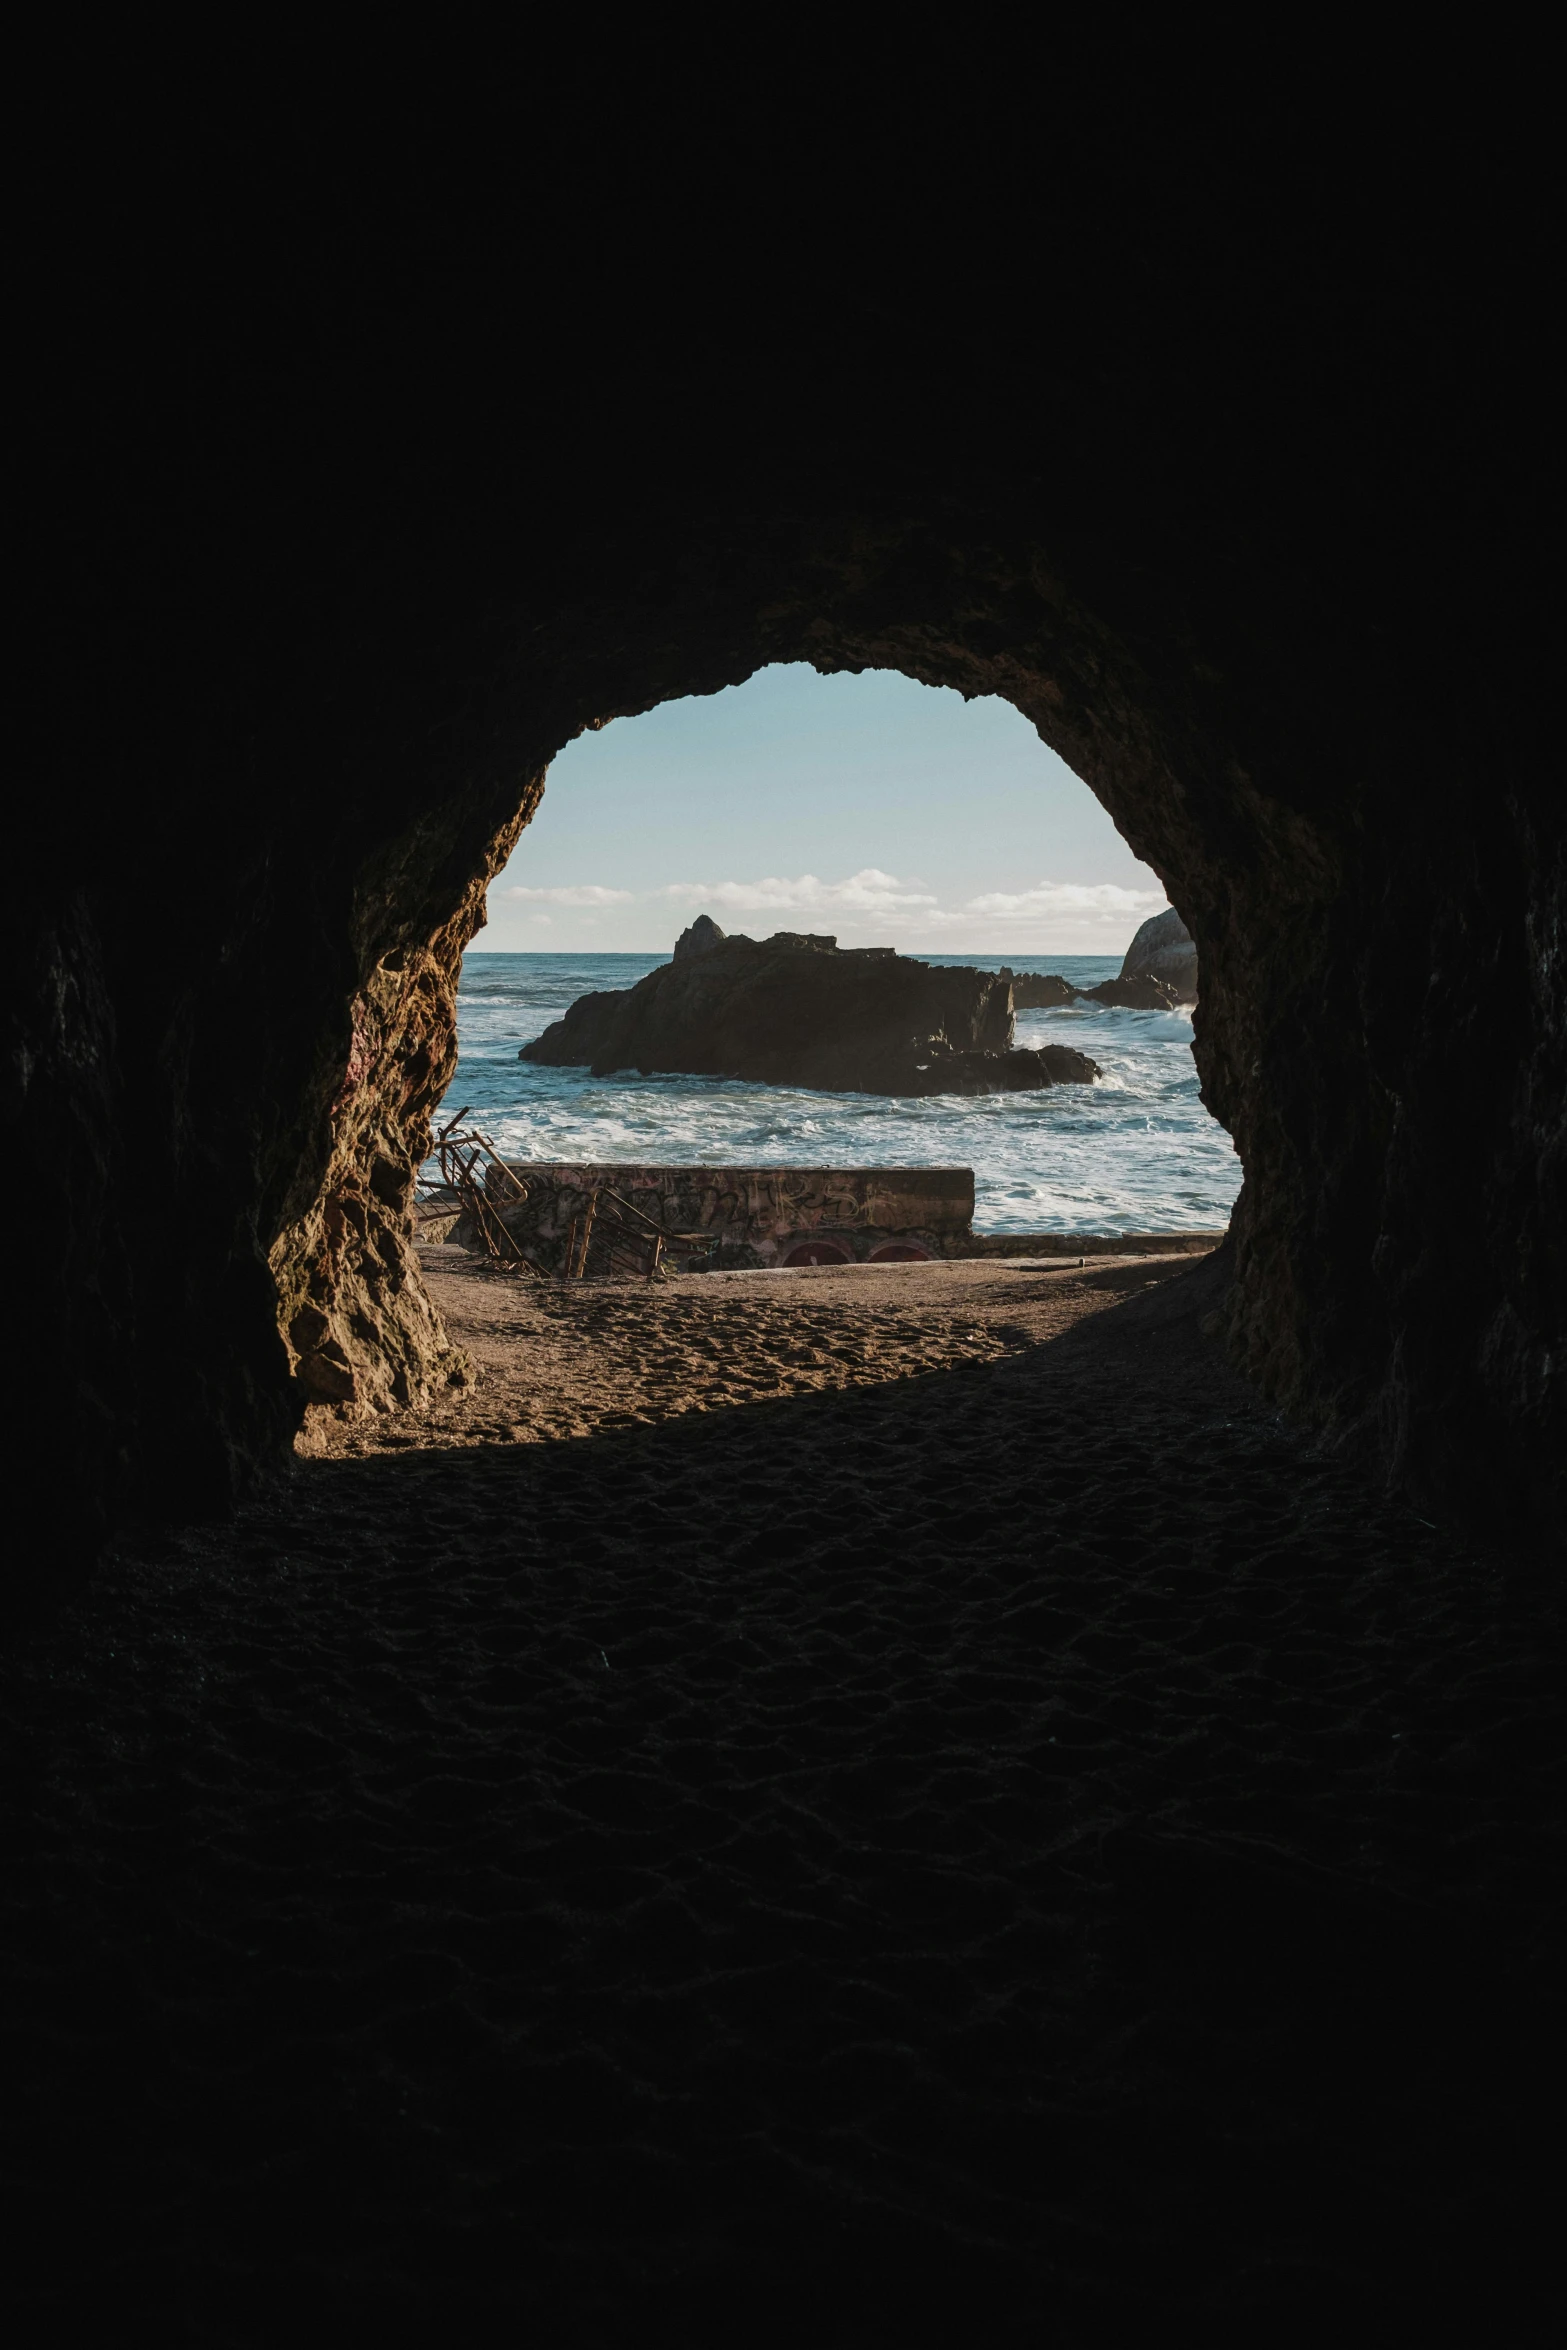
478,1162,975,1270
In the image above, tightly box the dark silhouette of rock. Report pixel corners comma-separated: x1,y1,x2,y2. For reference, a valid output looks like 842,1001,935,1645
1120,907,1198,1001
995,962,1180,1011
673,914,734,961
998,968,1080,1007
1077,973,1184,1010
521,930,1101,1095
928,1043,1101,1093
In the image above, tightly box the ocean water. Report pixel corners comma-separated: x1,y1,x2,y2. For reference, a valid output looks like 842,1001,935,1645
440,952,1241,1234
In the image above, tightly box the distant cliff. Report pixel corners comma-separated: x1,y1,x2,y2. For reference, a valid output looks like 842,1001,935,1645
520,922,1101,1096
1119,907,1198,1002
997,907,1197,1012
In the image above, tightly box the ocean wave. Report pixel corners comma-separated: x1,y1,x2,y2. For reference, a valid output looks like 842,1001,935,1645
435,953,1240,1234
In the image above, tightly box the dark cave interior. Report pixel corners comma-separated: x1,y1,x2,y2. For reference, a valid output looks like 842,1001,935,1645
7,94,1563,2340
20,250,1563,1585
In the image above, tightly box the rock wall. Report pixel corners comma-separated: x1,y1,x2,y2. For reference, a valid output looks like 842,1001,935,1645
268,914,475,1426
258,777,554,1441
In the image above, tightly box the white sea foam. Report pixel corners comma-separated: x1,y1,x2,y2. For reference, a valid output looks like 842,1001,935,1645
440,953,1241,1234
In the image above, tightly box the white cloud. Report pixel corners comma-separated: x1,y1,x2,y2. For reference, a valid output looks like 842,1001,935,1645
656,869,938,918
652,872,1164,936
488,870,1168,949
502,884,636,906
931,881,1166,927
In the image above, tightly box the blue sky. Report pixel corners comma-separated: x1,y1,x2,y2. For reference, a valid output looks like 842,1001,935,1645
477,665,1168,955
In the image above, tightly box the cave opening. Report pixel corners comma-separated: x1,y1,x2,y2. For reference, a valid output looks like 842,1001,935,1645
429,661,1234,1274
272,652,1241,1459
227,539,1552,1553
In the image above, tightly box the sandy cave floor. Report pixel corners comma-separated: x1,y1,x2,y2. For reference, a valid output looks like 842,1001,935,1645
2,1249,1562,2342
305,1246,1212,1457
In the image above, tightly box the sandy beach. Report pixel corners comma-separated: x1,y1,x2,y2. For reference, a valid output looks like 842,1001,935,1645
3,1247,1560,2341
302,1245,1217,1457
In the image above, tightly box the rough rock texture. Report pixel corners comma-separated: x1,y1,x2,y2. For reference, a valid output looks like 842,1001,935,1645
1122,908,1199,1001
521,930,1101,1095
12,109,1562,1592
268,918,475,1423
256,791,551,1437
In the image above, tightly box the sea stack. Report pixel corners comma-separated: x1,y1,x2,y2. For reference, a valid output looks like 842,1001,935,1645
520,926,1101,1096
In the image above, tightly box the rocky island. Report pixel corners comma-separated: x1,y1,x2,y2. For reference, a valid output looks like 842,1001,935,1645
999,906,1199,1011
519,918,1102,1095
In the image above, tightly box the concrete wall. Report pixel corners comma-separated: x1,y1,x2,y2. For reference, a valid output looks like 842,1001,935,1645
451,1163,1224,1273
481,1162,975,1269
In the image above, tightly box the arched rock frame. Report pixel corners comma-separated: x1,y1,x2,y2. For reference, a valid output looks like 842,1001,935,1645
19,260,1563,1589
238,517,1556,1551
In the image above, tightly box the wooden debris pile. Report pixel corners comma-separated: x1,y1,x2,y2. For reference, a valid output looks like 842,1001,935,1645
416,1116,716,1282
415,1111,535,1271
559,1185,717,1283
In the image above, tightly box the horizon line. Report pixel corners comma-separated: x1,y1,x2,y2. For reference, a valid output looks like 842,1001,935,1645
465,943,1131,957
